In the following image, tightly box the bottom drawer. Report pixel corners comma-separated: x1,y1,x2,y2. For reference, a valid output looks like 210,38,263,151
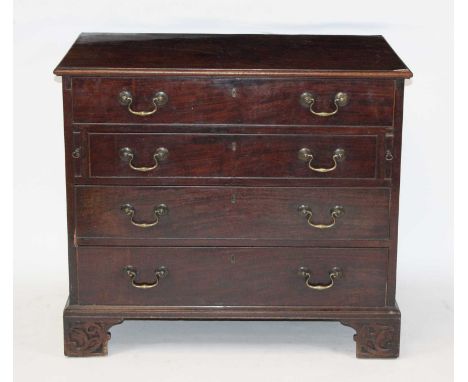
76,247,388,307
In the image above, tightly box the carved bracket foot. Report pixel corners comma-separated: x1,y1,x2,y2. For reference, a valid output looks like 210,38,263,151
340,317,401,358
64,317,123,357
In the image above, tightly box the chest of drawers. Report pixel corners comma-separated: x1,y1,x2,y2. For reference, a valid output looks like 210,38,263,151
54,33,412,358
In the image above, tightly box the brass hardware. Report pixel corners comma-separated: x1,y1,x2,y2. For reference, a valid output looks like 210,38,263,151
118,90,168,116
300,91,349,117
298,266,343,290
120,203,168,228
72,148,81,159
385,150,394,161
298,205,344,229
298,148,345,173
123,265,168,289
119,147,168,172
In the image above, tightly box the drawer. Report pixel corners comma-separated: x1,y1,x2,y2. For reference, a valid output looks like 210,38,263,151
76,247,388,306
72,78,395,126
88,133,378,179
75,186,390,241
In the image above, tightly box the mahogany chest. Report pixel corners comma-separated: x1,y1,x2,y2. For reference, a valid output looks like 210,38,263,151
54,33,412,357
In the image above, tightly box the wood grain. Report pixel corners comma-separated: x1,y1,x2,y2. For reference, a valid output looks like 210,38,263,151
72,77,395,126
87,133,378,180
54,33,412,78
76,247,388,307
74,186,390,241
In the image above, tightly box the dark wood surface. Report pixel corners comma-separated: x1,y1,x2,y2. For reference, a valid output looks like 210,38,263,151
75,247,388,306
72,77,395,125
74,124,393,188
55,33,412,78
74,186,390,241
63,304,400,357
88,133,378,179
56,34,410,358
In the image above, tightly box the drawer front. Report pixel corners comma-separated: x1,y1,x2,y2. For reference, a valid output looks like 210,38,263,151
72,78,394,126
75,186,390,241
76,247,388,306
88,133,378,179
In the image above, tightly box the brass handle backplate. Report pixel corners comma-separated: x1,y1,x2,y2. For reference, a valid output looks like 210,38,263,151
119,90,168,116
300,91,348,117
120,147,169,172
298,205,344,229
123,265,168,289
298,267,343,290
120,203,168,228
298,148,345,173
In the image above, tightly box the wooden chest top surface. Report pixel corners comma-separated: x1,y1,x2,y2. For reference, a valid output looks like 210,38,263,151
54,33,412,78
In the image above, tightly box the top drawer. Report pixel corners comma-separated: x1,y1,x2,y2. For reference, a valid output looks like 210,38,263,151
71,78,395,126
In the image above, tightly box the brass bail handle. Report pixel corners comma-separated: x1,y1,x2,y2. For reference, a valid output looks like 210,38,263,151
119,90,168,116
123,265,168,289
120,203,169,228
300,91,349,117
298,148,345,173
298,267,343,290
298,205,344,229
120,147,169,172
